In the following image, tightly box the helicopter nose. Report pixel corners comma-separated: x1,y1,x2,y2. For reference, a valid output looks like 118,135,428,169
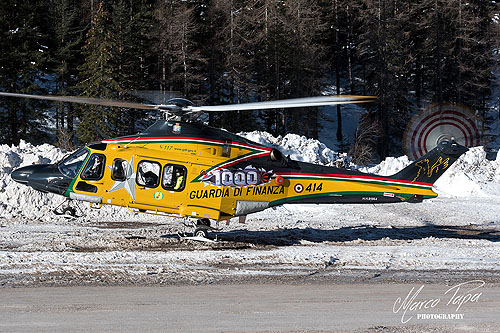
11,165,38,184
11,164,73,195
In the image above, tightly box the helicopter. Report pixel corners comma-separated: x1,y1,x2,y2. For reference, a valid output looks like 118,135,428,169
1,91,468,239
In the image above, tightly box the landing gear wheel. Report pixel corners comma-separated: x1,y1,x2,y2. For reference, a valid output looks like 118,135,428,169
179,218,218,242
193,228,209,238
52,199,82,218
62,206,76,217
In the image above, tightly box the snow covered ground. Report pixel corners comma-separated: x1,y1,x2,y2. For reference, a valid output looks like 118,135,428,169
0,134,499,286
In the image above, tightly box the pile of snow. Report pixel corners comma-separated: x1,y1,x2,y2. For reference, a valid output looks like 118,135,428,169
242,131,500,198
1,134,499,222
0,141,145,223
0,141,66,221
240,131,348,165
359,147,500,198
362,156,412,176
434,147,500,197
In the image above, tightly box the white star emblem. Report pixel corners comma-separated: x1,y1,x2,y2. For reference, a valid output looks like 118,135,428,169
107,156,136,200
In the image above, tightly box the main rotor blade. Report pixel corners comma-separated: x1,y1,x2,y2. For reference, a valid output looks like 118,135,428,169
0,92,159,110
0,92,377,113
189,95,376,112
127,90,181,105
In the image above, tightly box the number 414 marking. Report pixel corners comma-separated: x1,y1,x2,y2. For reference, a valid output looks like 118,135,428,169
305,183,323,192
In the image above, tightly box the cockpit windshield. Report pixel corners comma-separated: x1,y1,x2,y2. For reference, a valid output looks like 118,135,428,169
58,148,89,178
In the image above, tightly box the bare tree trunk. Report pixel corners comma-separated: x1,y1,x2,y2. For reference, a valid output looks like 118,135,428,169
435,0,443,107
335,0,342,142
182,21,188,96
347,4,354,94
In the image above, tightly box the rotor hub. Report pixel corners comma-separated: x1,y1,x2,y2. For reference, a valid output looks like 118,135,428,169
435,134,454,146
403,103,481,160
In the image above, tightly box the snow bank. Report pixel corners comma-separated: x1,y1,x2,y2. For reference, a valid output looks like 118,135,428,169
1,134,499,221
433,146,500,197
0,141,65,221
242,131,500,198
363,156,412,176
240,131,347,165
0,141,142,222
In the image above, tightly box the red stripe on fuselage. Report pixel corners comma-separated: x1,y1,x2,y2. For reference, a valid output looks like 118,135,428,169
102,136,271,151
276,172,432,187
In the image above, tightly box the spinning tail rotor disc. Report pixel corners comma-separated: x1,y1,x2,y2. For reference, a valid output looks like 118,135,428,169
403,103,482,160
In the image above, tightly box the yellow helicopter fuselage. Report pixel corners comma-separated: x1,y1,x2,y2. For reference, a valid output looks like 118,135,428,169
55,120,458,222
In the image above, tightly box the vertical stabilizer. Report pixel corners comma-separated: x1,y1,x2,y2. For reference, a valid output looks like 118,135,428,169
392,140,468,185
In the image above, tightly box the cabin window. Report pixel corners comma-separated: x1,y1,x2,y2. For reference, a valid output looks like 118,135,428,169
111,158,128,181
162,164,187,191
58,148,89,178
136,160,161,188
81,153,106,180
75,181,98,193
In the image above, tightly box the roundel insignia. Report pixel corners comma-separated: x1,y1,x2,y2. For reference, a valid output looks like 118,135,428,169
294,183,304,193
154,191,163,201
403,103,481,160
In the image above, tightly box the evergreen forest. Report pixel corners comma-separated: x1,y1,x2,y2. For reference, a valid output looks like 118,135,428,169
1,0,499,160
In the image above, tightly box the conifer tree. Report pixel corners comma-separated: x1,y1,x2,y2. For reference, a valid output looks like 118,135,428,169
76,2,122,144
208,0,256,132
0,0,498,150
155,0,205,97
0,0,53,145
250,0,288,135
356,0,413,158
281,0,325,138
111,0,155,133
52,0,87,145
194,0,225,125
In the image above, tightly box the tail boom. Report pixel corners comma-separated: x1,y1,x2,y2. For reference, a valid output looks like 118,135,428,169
270,141,467,206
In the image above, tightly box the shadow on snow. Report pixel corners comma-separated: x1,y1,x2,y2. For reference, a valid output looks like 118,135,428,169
169,224,500,246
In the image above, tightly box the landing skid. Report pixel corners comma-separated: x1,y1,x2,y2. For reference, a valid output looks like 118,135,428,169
52,199,83,218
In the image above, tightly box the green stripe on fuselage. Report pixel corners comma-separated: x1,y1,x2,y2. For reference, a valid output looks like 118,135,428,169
270,191,436,206
283,176,431,190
